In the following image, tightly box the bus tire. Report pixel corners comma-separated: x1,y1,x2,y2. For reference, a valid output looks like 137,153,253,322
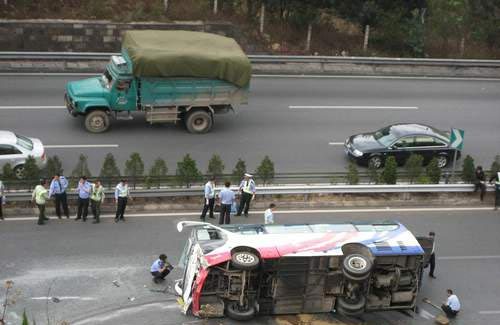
84,110,110,133
336,304,364,317
342,269,371,282
337,296,366,313
185,109,213,134
343,254,372,277
225,301,256,321
231,251,260,270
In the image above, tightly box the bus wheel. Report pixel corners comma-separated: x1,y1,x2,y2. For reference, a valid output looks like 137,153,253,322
337,296,366,315
343,254,372,278
84,110,110,133
231,251,260,270
225,301,256,321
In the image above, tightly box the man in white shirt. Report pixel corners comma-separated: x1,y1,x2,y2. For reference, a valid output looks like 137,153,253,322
264,203,276,224
200,177,216,221
441,289,460,318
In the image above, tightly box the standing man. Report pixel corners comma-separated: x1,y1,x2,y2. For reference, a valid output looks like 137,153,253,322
218,181,235,225
236,173,256,217
474,166,486,201
490,172,500,210
0,178,5,220
441,289,460,318
150,254,173,284
200,177,216,221
48,173,70,219
115,179,131,222
32,179,49,225
264,203,276,224
75,176,91,222
428,231,436,278
90,179,105,224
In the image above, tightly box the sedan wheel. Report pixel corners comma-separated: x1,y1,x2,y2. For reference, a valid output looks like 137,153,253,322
368,155,383,169
436,155,448,168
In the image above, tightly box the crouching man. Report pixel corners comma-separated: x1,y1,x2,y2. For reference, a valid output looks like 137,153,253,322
150,254,173,284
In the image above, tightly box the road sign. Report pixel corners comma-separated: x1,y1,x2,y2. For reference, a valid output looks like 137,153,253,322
450,128,464,150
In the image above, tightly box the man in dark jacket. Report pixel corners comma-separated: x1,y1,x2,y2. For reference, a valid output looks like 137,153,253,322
474,166,486,201
490,172,500,210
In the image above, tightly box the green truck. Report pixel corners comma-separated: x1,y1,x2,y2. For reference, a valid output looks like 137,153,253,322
65,30,251,134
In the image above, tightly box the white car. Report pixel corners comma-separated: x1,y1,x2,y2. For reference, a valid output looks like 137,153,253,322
0,131,46,179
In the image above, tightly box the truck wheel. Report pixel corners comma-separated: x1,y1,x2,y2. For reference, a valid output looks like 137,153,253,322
343,254,372,277
84,110,110,133
231,251,260,270
225,301,256,321
185,109,213,134
14,164,25,179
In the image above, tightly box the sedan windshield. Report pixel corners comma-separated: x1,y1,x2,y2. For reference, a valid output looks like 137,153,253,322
15,134,33,151
373,126,397,147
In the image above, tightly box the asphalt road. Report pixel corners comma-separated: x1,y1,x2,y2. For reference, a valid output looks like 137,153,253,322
0,74,499,173
1,208,500,324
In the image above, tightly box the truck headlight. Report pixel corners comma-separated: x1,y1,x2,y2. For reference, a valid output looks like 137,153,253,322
352,149,364,157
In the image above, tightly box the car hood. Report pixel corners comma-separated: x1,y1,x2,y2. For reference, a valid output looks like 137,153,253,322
350,133,385,151
67,77,105,98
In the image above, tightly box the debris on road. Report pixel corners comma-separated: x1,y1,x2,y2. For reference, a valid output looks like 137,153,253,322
128,297,135,302
112,280,120,287
52,297,60,303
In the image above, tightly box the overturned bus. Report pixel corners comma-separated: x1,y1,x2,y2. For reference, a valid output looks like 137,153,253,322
175,221,433,321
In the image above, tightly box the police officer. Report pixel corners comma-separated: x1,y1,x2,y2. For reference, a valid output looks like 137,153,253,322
200,177,216,221
49,173,69,219
236,173,256,217
218,181,235,225
115,179,131,222
75,176,92,222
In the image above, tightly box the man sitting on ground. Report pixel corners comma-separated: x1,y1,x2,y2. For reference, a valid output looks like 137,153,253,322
150,254,173,284
441,289,460,318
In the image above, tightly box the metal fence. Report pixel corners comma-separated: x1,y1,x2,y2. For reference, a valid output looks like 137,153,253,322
2,52,500,67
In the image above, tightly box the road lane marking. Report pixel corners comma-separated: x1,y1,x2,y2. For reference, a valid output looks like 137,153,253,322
418,308,435,320
289,105,419,110
328,142,344,146
479,311,500,315
3,206,495,222
45,144,119,149
0,105,65,110
31,296,97,301
439,255,500,260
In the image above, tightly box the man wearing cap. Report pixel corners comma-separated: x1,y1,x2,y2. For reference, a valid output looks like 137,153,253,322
236,173,256,217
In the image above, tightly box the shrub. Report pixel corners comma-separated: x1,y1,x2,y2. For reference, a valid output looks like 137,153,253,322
426,157,442,184
176,154,202,187
23,156,41,181
2,163,15,180
404,154,424,184
71,154,92,178
149,157,168,188
461,155,475,183
100,153,121,187
44,155,62,178
416,175,431,184
125,152,145,188
489,155,500,180
381,156,397,184
256,155,275,185
346,162,359,185
207,154,225,180
232,158,247,183
368,160,379,184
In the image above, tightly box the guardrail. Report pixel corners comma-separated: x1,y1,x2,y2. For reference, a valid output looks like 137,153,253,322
5,183,492,202
2,51,500,67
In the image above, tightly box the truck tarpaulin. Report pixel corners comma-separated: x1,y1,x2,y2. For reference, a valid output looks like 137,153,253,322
122,30,251,88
